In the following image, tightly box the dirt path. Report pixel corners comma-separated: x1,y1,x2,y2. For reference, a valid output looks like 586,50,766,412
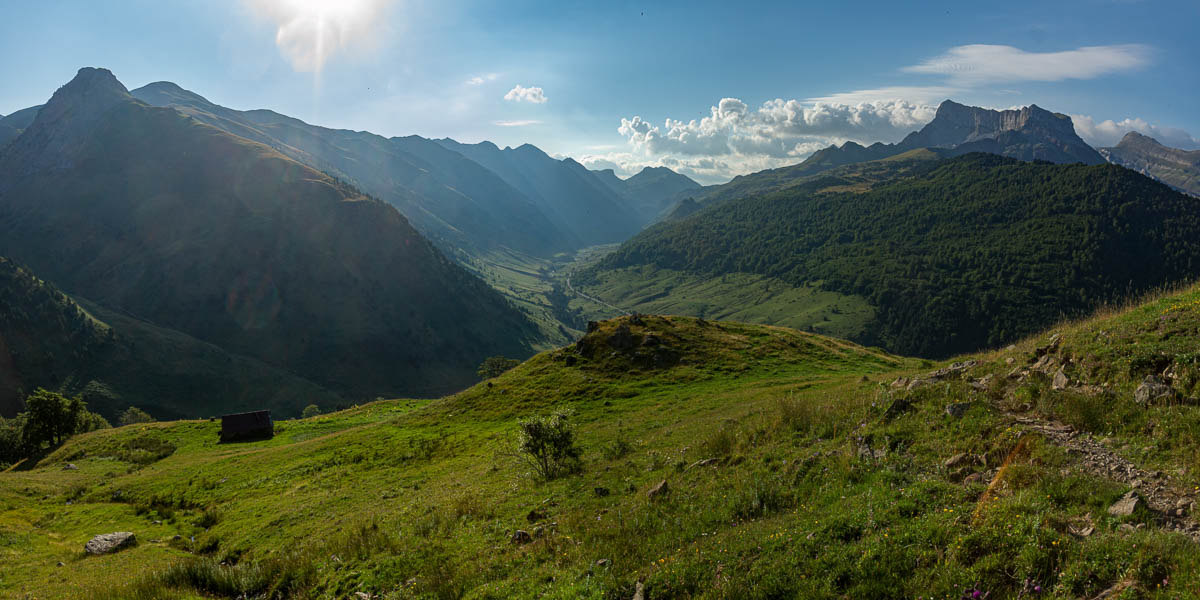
1007,413,1200,541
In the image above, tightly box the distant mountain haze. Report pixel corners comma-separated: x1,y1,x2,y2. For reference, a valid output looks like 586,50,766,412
593,166,701,224
0,68,539,407
130,81,572,257
1100,131,1200,197
434,138,644,246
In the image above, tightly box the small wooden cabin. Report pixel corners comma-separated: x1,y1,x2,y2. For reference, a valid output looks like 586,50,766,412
219,410,273,442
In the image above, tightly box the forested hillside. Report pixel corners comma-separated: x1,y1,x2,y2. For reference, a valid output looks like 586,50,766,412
586,154,1200,357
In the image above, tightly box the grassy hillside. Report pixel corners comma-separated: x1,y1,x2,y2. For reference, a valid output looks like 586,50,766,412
0,257,339,420
7,284,1200,598
587,153,1200,358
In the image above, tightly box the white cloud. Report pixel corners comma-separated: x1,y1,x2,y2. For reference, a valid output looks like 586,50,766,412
903,44,1151,83
617,97,937,162
493,119,542,127
807,86,961,106
466,73,498,86
504,85,548,104
1071,114,1200,149
245,0,397,73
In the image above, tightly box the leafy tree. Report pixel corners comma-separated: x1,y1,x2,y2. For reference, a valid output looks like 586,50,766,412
301,404,322,419
22,388,87,448
0,414,27,466
516,409,582,479
118,406,155,426
478,356,521,380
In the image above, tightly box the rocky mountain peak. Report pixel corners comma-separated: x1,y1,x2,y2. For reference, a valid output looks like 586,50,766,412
1,67,134,173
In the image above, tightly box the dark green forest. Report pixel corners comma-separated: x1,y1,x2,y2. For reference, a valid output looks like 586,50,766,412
587,154,1200,357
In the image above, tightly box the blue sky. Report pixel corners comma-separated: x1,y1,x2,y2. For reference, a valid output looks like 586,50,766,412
1,0,1196,183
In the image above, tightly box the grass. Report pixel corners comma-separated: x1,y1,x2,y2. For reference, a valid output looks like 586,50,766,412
574,265,875,340
5,285,1200,597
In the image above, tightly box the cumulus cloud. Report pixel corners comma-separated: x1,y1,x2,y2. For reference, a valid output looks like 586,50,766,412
504,85,548,104
1071,114,1200,149
466,73,498,86
493,119,542,127
245,0,397,73
903,44,1151,83
618,97,936,161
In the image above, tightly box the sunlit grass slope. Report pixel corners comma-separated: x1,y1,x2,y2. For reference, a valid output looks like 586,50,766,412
5,286,1200,598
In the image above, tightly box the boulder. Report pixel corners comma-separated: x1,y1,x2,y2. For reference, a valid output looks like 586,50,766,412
647,480,669,499
945,402,972,418
511,530,533,545
1052,368,1069,390
85,532,136,555
944,453,970,469
62,464,78,471
1134,376,1173,405
1108,490,1141,517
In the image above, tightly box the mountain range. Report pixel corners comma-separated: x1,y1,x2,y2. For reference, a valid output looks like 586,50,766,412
0,68,538,417
1100,131,1200,197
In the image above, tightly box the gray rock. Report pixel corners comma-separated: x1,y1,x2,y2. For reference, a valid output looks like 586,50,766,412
1134,375,1173,405
85,532,136,555
595,558,610,568
1108,490,1141,516
1052,368,1069,390
945,402,972,418
533,526,545,538
62,463,78,471
511,530,533,545
633,581,645,600
944,453,970,469
647,479,669,499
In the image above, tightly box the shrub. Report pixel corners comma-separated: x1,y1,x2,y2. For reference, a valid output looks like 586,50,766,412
300,404,321,419
118,406,156,426
516,409,582,479
478,356,521,380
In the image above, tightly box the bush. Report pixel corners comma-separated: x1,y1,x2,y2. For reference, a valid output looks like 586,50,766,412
300,404,321,419
118,406,156,426
478,356,521,380
516,409,582,479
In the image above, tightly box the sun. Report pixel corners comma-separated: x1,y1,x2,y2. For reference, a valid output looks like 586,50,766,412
248,0,393,74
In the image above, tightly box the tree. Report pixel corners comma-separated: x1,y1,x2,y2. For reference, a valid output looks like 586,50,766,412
301,404,322,419
0,414,27,466
516,409,582,479
22,389,86,448
478,356,521,380
118,406,155,426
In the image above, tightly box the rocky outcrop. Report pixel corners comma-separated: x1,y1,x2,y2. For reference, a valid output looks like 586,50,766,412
85,532,136,555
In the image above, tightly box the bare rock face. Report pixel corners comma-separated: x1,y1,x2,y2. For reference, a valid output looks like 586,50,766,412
85,532,136,555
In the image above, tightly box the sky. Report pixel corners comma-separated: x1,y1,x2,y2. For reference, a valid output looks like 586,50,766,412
0,0,1196,184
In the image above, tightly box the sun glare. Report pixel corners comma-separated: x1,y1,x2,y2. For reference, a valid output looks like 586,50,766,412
249,0,393,73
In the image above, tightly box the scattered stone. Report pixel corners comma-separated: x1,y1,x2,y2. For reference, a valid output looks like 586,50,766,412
1134,375,1174,405
1031,354,1056,373
1005,357,1015,365
62,464,78,471
527,508,546,523
85,532,136,555
926,360,978,380
511,530,533,545
962,472,984,485
890,377,910,389
1035,333,1062,357
944,453,970,469
595,558,610,568
647,480,669,499
171,535,182,541
1005,345,1017,351
533,526,545,538
594,486,610,497
56,561,64,567
945,402,972,418
632,581,645,600
1108,490,1141,517
152,520,161,525
687,458,720,470
1051,368,1070,390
